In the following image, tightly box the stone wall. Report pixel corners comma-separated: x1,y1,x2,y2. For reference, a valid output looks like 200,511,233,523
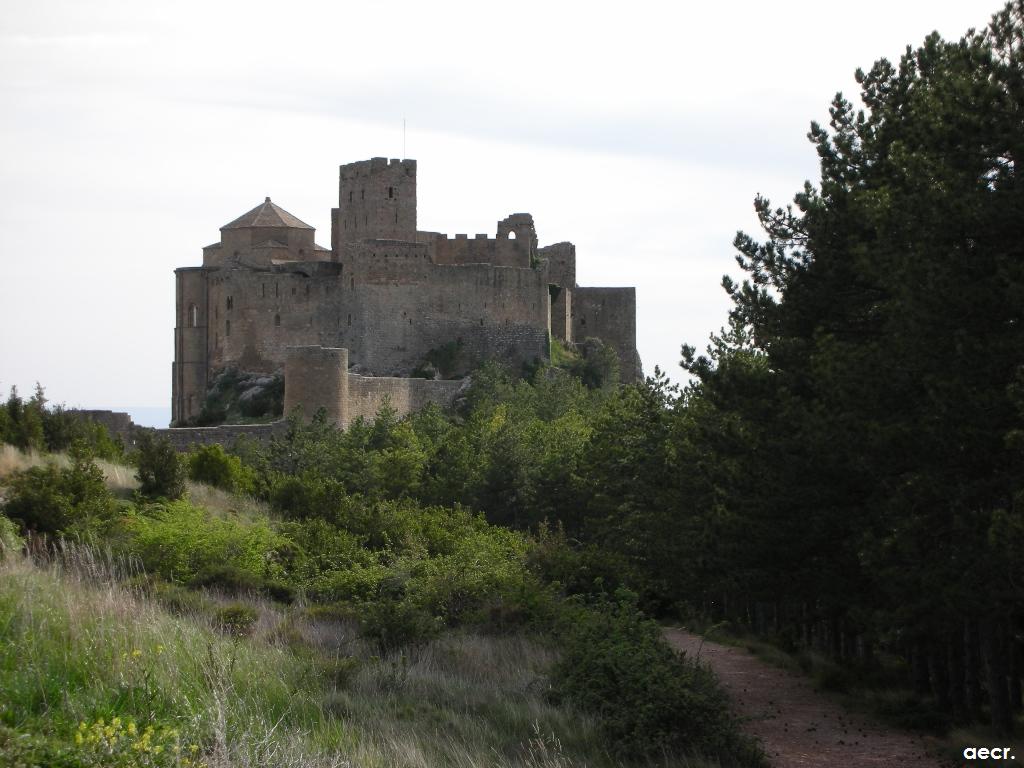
346,375,464,425
153,421,287,452
194,248,551,384
572,287,643,383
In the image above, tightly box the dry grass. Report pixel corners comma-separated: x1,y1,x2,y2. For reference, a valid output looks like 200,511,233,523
187,480,271,521
1,547,736,768
0,443,137,494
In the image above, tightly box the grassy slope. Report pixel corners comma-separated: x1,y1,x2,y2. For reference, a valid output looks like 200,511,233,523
0,446,738,768
0,550,627,768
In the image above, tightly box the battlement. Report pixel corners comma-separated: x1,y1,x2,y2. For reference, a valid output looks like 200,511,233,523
339,157,417,180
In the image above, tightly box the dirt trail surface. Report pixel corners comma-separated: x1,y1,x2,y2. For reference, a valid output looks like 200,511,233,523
664,628,944,768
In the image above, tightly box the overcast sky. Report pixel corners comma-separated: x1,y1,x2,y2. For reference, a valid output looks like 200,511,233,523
0,0,992,424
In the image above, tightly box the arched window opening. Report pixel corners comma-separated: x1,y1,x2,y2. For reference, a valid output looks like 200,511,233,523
508,231,516,239
187,304,198,328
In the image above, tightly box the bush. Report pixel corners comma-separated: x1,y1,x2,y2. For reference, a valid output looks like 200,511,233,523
357,599,440,649
0,514,23,555
1,446,115,535
215,602,260,637
551,590,762,763
186,444,255,494
134,432,186,500
191,563,264,594
567,337,620,390
124,500,290,585
148,580,211,616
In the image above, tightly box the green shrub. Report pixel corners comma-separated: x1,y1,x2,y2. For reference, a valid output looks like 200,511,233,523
307,563,392,604
124,500,290,585
191,563,264,594
551,590,761,763
185,443,255,494
1,447,115,535
0,513,23,555
148,580,211,616
42,408,125,461
215,602,260,637
567,337,620,390
357,599,440,649
133,432,186,500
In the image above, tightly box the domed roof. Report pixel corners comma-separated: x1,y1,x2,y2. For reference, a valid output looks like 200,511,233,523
221,197,313,230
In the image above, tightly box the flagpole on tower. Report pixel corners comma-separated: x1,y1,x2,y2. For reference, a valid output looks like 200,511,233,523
403,118,406,161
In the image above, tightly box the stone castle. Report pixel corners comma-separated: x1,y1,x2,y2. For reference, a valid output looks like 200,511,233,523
172,157,641,427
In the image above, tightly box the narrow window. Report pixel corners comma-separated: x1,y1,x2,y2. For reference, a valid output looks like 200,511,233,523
275,282,279,297
305,284,310,297
226,296,233,310
261,283,265,298
351,277,355,289
226,320,231,336
361,188,364,200
395,211,398,224
187,303,198,328
274,314,281,327
349,190,353,202
347,313,352,326
388,186,393,199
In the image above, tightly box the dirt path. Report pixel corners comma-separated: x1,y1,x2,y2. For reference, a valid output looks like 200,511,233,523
663,628,944,768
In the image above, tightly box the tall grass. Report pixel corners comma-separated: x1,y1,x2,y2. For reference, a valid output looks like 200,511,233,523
0,443,136,494
0,547,732,767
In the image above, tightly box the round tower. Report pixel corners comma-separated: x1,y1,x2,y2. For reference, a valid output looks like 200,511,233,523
283,346,349,426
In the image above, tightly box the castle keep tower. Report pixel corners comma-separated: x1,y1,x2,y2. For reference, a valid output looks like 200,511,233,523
332,158,417,246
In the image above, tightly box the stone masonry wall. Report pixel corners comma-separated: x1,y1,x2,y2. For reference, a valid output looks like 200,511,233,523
572,287,642,382
345,375,463,425
153,421,287,452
